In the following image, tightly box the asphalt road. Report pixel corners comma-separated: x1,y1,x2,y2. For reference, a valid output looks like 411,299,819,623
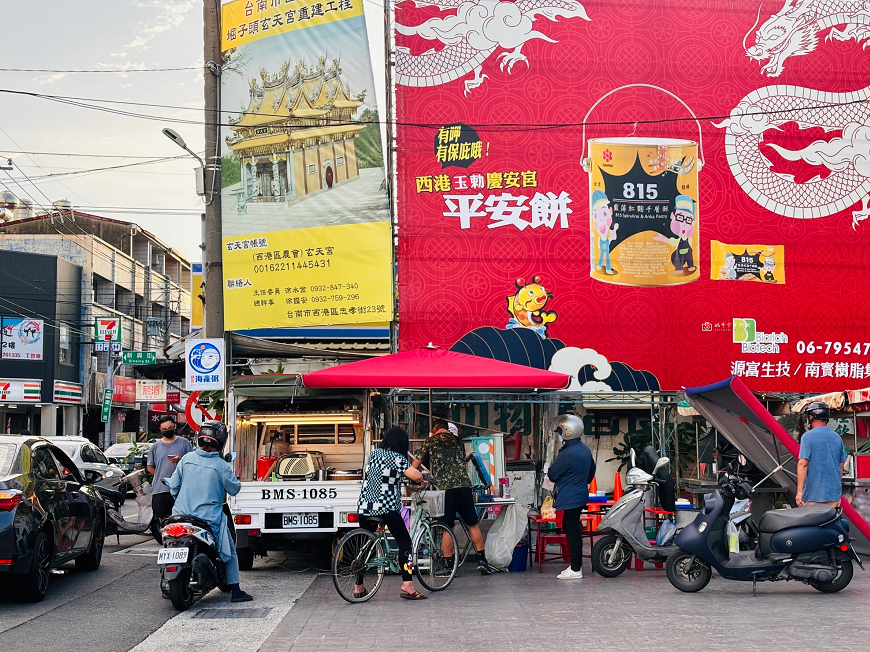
0,501,321,652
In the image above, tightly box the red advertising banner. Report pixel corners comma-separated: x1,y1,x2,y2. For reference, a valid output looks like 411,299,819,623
394,0,870,392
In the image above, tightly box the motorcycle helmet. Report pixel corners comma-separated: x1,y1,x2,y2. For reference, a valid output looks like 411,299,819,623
197,420,228,451
553,414,584,440
801,400,830,424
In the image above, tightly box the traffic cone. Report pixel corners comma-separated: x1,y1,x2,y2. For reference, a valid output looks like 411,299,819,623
588,477,600,530
613,471,623,501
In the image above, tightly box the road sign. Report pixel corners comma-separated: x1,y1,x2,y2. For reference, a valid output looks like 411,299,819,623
94,342,109,352
101,389,114,423
94,317,122,343
122,351,157,365
184,390,219,432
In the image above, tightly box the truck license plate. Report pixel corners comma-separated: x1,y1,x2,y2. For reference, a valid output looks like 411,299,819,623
157,548,189,564
283,513,318,528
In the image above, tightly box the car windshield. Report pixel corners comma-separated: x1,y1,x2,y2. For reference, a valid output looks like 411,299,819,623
104,444,134,457
51,442,79,458
0,444,17,476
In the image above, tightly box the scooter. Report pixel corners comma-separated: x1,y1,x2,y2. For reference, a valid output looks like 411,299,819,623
592,449,760,577
159,513,231,611
591,449,678,577
666,457,863,595
90,473,152,541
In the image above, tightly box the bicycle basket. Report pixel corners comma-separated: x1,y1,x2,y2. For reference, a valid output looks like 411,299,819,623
421,490,445,518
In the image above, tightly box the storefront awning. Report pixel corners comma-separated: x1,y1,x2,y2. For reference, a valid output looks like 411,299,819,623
792,391,847,413
301,346,571,390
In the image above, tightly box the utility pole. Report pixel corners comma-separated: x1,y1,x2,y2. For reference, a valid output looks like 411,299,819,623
203,0,224,338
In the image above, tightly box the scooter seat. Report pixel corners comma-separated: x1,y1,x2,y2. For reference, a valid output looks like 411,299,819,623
758,505,836,533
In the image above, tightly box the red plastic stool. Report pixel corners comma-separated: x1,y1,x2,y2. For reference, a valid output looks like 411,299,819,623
536,533,570,572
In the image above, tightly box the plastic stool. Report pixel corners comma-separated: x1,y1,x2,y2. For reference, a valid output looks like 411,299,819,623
536,533,570,572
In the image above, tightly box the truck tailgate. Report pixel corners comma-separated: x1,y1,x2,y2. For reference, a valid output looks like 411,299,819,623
229,481,362,532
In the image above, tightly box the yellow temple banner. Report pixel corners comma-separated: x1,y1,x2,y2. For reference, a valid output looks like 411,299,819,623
222,222,393,330
221,0,364,50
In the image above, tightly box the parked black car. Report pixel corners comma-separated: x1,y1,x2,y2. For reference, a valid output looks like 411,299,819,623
0,435,106,602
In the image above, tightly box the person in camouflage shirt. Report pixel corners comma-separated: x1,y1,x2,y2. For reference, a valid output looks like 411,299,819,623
413,420,495,575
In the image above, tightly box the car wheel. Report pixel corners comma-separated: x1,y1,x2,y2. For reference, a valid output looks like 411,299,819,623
21,532,52,602
75,516,105,571
237,547,254,571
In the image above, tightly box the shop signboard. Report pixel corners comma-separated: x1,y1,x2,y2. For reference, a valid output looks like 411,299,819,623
166,390,181,405
136,379,167,403
122,351,157,365
112,376,137,405
0,379,41,403
53,381,83,406
191,263,203,331
1,318,44,360
185,339,225,391
219,0,392,331
94,317,122,343
393,0,870,392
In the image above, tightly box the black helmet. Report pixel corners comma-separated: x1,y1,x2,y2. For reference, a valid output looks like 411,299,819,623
197,420,228,451
801,401,830,423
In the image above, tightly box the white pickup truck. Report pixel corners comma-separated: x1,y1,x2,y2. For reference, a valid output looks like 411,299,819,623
226,377,371,569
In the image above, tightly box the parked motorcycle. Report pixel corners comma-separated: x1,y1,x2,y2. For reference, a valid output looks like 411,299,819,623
666,457,863,594
592,449,759,577
591,449,678,576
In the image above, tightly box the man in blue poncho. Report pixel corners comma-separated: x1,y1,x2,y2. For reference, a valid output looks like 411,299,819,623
169,420,253,602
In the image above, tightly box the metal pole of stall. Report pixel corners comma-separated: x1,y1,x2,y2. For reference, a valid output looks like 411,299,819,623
428,388,433,434
696,421,700,480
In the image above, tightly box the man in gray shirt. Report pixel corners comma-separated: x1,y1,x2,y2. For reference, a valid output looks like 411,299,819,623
147,415,193,541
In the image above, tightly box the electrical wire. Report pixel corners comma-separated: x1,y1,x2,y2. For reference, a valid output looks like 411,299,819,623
0,86,867,132
4,154,199,181
0,150,189,159
0,67,203,73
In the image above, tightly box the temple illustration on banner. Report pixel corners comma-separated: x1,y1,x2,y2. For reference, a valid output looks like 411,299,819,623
225,56,370,215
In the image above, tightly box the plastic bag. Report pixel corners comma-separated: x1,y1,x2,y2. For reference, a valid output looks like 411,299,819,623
656,519,677,546
134,481,153,524
726,520,739,553
485,503,529,568
541,496,556,519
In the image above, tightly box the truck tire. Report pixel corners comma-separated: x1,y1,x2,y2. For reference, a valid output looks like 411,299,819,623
237,547,254,571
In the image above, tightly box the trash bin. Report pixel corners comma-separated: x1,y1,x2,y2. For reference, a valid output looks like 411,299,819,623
508,543,528,572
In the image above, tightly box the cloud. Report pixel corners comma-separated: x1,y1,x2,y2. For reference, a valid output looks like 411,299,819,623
123,0,196,51
33,73,66,85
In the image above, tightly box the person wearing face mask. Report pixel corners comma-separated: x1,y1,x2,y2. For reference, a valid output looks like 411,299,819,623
147,414,193,542
546,414,596,580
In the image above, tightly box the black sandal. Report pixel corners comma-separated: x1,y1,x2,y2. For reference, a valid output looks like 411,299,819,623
400,590,427,600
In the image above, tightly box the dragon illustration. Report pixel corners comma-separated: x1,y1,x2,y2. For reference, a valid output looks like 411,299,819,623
744,0,870,77
395,0,589,94
714,83,870,229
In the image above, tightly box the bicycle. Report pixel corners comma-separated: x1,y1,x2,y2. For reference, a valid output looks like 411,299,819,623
331,487,459,603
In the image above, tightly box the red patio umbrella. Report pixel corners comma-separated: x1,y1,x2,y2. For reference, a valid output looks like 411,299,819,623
301,347,570,432
301,346,570,390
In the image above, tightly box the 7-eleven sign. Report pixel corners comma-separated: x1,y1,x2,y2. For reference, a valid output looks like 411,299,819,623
94,318,122,343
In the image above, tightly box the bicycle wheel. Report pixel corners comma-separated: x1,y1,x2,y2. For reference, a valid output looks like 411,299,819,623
332,529,385,603
413,522,458,591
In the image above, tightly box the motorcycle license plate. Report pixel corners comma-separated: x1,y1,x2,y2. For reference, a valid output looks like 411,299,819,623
283,513,318,528
157,548,189,564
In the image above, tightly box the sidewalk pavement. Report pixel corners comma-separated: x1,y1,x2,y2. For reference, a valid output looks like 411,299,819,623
260,560,869,652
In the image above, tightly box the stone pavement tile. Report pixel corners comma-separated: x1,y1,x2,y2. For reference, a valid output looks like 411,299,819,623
260,564,870,652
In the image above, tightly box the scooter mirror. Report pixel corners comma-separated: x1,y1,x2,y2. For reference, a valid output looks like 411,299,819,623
224,451,237,463
738,454,747,466
630,449,636,468
653,456,670,473
161,477,171,486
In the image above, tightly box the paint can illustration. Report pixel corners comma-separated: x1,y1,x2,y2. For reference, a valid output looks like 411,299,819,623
581,86,703,286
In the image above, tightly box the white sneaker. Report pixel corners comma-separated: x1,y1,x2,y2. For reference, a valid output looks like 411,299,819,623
557,568,583,580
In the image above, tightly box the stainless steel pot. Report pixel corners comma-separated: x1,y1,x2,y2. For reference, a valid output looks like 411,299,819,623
328,469,363,481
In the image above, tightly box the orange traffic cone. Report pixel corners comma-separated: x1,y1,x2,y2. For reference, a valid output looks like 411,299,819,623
613,472,623,501
588,477,600,530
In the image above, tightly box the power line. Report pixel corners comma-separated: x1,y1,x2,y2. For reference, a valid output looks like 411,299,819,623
1,85,868,133
0,150,197,159
0,66,202,73
4,154,199,181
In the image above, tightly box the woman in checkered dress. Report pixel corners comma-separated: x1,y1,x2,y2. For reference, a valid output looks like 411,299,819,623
355,426,428,600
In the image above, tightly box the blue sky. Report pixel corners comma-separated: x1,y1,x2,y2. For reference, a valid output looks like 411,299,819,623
0,0,385,261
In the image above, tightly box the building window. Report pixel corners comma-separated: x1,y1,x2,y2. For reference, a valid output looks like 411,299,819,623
307,164,316,174
59,323,71,364
336,156,345,166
